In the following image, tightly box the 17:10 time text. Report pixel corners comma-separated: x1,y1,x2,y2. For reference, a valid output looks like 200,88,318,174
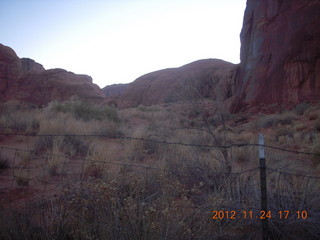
212,210,308,220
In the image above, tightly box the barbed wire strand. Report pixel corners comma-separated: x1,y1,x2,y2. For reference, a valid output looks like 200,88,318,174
0,132,320,157
0,145,318,180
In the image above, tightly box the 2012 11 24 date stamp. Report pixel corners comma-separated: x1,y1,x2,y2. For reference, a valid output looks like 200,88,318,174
212,210,308,220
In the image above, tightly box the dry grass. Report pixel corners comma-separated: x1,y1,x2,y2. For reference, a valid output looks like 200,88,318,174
45,138,69,176
15,169,29,186
311,134,320,165
252,112,297,129
1,101,320,239
125,126,150,161
17,151,32,168
2,164,319,239
0,109,39,134
0,156,10,170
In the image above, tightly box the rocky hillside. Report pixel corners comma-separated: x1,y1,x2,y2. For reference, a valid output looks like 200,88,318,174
116,59,237,109
233,0,320,112
0,43,105,106
105,0,320,112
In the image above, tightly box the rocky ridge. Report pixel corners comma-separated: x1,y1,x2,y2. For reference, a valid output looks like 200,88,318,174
116,59,237,109
0,43,105,105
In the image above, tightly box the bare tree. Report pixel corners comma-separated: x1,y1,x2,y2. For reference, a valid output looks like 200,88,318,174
176,73,233,172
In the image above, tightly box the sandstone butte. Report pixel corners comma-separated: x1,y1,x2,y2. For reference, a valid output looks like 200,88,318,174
0,43,105,106
105,0,320,112
116,59,237,109
232,0,320,112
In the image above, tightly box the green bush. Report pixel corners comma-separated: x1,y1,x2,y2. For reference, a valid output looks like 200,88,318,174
294,102,310,115
48,100,119,122
137,105,161,112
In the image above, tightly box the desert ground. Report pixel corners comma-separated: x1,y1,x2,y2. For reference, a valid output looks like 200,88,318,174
0,99,319,239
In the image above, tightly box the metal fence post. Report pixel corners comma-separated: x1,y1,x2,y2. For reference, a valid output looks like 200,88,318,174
259,134,269,240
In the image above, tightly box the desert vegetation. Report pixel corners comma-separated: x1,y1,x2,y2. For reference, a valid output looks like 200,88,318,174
0,99,320,239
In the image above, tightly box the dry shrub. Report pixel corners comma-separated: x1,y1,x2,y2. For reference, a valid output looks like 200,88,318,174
293,102,310,115
274,127,294,142
83,143,111,179
17,151,32,168
308,113,319,121
125,126,160,161
254,112,297,129
47,155,66,176
233,146,254,165
1,156,319,239
293,123,308,132
45,138,69,176
0,109,39,134
84,163,105,179
47,99,119,122
35,135,87,156
312,135,320,165
315,119,320,133
52,174,236,240
15,169,29,186
0,156,10,170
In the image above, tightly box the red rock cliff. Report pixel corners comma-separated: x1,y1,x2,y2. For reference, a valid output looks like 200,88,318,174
233,0,320,111
0,43,105,105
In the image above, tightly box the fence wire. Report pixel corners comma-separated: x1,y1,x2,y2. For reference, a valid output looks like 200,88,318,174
1,132,320,157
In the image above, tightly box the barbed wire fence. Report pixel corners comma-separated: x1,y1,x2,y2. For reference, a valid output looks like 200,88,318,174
1,132,320,239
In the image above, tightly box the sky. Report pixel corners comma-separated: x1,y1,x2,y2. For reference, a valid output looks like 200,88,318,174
1,0,246,88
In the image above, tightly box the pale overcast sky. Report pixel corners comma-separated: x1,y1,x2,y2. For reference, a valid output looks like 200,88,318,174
1,0,246,88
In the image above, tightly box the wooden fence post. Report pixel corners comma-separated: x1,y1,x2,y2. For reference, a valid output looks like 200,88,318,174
259,134,269,240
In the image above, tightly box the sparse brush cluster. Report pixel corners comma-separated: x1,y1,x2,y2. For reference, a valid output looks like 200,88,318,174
0,162,257,239
47,98,119,122
0,107,39,134
1,159,319,239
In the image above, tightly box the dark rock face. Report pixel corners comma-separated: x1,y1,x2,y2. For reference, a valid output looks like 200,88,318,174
21,58,45,73
3,69,105,105
0,44,105,105
117,59,237,109
103,83,129,98
0,44,22,98
233,0,320,111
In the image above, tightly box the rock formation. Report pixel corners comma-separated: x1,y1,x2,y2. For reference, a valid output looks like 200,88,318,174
2,0,319,111
0,43,105,105
103,83,129,98
0,44,22,99
117,59,237,109
233,0,320,111
21,58,45,73
109,0,320,112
